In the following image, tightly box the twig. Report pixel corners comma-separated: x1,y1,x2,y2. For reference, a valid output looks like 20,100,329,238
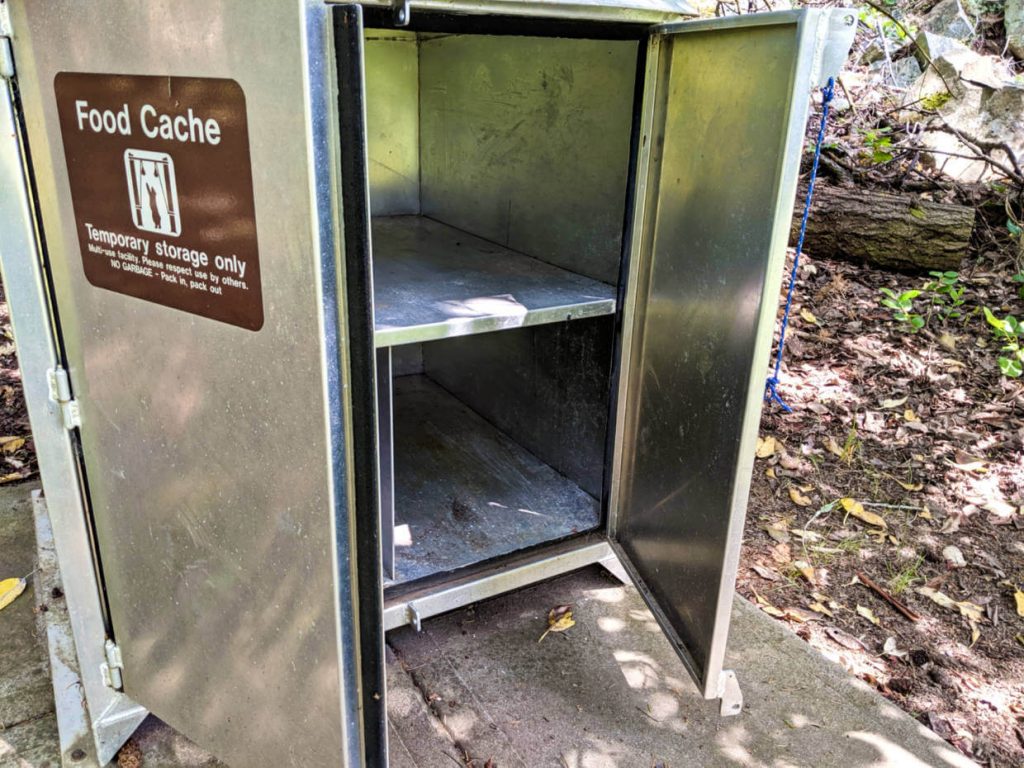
836,75,859,118
932,120,1024,184
636,706,662,723
856,570,923,622
862,0,956,95
860,501,925,511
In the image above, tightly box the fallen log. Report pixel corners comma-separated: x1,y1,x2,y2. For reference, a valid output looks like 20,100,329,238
790,183,974,272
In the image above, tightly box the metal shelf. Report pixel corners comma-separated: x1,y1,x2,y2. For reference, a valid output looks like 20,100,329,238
372,216,616,347
388,375,601,585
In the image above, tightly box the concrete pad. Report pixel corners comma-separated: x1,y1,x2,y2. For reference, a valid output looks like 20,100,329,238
0,484,53,731
388,567,975,768
0,712,61,768
386,646,463,768
0,475,974,767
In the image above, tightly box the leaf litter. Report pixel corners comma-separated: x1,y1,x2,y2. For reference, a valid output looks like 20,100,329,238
738,246,1024,765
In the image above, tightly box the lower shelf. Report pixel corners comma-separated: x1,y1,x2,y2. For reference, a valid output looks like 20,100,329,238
390,375,601,585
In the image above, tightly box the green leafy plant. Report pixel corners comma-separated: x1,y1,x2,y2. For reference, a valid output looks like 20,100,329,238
887,555,925,596
880,287,925,331
859,127,895,165
922,270,966,322
983,307,1024,378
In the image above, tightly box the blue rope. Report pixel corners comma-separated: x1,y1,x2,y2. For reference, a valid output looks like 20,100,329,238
765,77,835,413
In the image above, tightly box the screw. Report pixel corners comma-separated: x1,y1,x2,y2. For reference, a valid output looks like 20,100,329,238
70,749,87,761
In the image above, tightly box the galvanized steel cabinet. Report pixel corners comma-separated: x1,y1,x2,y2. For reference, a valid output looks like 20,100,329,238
0,2,853,766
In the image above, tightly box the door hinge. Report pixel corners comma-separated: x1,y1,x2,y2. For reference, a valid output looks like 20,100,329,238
100,639,124,690
46,366,81,430
392,0,410,26
0,38,13,80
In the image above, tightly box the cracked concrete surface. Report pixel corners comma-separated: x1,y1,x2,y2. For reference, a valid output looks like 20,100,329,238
0,484,976,767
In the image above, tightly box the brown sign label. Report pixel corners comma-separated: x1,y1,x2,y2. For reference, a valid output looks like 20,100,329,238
54,73,263,331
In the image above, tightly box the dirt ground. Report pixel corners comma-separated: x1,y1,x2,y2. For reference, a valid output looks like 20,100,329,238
742,248,1024,767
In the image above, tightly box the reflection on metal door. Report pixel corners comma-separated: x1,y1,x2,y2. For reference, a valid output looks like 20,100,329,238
611,10,839,699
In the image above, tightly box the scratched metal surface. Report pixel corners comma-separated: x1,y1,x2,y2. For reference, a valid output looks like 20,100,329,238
365,30,420,216
423,317,613,498
372,216,616,347
418,34,637,285
391,375,600,584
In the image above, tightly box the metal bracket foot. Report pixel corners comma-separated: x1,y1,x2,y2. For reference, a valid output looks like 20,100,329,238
717,669,743,717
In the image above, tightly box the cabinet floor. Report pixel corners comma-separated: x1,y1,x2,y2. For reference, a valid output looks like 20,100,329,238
388,374,601,585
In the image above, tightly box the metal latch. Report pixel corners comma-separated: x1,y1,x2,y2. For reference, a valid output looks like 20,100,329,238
100,639,124,690
46,366,81,430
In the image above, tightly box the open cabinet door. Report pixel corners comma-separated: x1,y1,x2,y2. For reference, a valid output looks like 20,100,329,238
610,10,844,703
6,1,384,766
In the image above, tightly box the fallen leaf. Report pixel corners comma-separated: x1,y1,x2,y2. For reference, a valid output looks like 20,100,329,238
753,590,785,618
983,497,1017,520
751,564,779,581
918,507,933,521
895,479,924,492
0,436,25,454
880,395,908,409
538,605,575,642
948,452,987,473
841,498,887,529
0,473,23,485
799,308,819,325
0,576,27,612
778,452,804,471
903,408,919,422
937,332,957,352
789,487,813,507
856,605,881,626
917,587,984,623
942,546,966,569
823,436,845,458
765,521,790,543
1015,589,1024,618
765,466,776,479
783,606,819,623
881,637,908,659
770,543,792,564
825,626,866,651
790,529,822,542
755,436,777,459
808,601,834,618
793,559,816,585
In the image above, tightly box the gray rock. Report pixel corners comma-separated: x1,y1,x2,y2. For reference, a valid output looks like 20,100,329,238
1007,0,1024,60
867,56,923,88
892,56,924,88
860,38,888,65
914,30,971,65
921,0,979,41
902,47,1023,182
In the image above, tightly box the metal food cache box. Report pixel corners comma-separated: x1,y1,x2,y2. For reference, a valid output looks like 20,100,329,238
0,2,854,766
